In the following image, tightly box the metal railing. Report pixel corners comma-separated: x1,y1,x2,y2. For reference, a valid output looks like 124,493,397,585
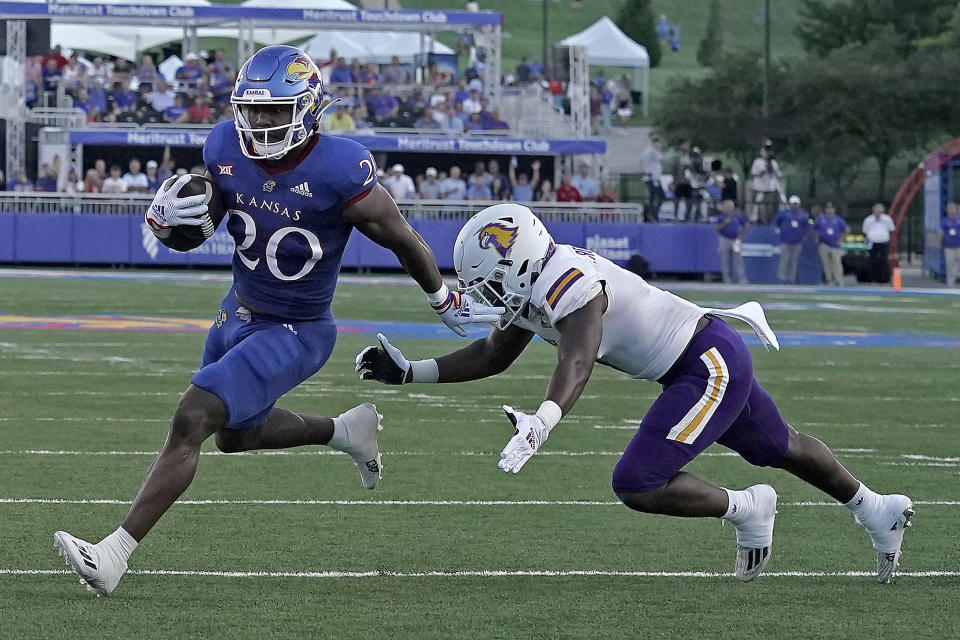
399,200,642,222
28,107,88,128
0,193,644,223
0,192,153,215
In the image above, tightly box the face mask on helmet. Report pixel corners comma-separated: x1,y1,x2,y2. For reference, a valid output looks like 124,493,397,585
233,94,316,160
462,263,532,330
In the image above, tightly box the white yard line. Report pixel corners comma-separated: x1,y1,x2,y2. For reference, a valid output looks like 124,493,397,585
3,498,957,507
0,449,944,463
2,568,958,579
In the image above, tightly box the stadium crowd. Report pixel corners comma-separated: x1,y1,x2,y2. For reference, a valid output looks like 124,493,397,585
25,45,516,134
379,159,618,203
5,151,620,205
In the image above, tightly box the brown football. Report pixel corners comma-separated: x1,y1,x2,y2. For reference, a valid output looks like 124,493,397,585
157,174,226,252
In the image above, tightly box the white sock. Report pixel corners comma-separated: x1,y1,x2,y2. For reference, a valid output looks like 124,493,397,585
99,527,138,562
721,488,752,524
328,416,350,453
844,482,883,519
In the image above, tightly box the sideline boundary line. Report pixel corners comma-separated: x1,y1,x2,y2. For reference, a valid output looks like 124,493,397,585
2,449,955,461
3,568,958,579
3,498,957,507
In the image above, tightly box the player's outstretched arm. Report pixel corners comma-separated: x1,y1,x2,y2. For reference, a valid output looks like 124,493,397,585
343,184,504,336
356,323,534,385
498,293,605,473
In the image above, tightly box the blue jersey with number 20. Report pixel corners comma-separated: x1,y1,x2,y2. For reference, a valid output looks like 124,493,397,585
203,120,378,320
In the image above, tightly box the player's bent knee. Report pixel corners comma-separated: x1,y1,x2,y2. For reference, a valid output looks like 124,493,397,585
214,430,249,454
169,385,227,446
611,458,668,499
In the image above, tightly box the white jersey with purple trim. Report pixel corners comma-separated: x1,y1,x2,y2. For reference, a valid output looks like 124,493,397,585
513,244,704,381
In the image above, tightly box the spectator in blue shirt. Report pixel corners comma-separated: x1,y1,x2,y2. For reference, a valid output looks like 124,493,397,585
111,81,137,114
658,14,670,40
714,199,749,284
571,162,599,201
41,58,62,94
773,195,813,283
176,53,205,85
509,159,540,202
516,57,531,84
72,87,93,115
87,83,108,113
940,202,960,287
163,94,190,124
36,163,59,192
453,79,470,105
365,87,398,121
814,201,849,286
441,165,467,200
329,58,355,85
145,160,162,193
467,182,492,200
7,169,34,192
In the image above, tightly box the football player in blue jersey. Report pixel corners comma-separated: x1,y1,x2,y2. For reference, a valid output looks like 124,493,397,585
53,45,502,597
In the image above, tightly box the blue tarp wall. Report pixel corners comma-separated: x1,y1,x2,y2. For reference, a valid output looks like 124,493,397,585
0,212,824,283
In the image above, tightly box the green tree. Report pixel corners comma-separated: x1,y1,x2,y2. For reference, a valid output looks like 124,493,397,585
616,0,661,68
796,0,955,57
789,37,945,200
655,51,789,173
696,0,724,67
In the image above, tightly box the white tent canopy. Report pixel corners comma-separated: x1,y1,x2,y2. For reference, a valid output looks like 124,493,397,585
45,0,454,64
302,30,455,64
559,16,650,68
559,16,650,116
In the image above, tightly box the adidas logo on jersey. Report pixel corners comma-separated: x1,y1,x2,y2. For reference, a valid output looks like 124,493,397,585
290,181,313,197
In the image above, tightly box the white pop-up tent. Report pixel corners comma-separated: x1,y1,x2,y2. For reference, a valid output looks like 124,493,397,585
44,0,359,61
560,16,650,116
44,0,454,66
302,30,455,64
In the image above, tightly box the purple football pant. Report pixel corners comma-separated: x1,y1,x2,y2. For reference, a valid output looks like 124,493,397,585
612,317,790,494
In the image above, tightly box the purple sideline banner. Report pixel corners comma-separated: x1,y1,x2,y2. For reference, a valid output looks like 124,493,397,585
4,211,722,274
0,3,502,27
66,130,606,156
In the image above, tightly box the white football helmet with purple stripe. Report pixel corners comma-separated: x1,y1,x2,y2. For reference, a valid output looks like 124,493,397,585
453,204,555,329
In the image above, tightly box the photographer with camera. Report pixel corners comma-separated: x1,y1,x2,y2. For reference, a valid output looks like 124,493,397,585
749,140,784,224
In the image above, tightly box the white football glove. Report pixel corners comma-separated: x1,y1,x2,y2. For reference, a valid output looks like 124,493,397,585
144,174,209,238
431,288,505,337
498,405,551,474
355,333,411,384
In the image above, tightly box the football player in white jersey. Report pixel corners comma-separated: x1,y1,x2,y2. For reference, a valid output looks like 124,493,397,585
356,203,914,583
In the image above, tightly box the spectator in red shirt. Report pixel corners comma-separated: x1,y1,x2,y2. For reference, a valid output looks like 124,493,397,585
188,95,212,124
555,174,583,202
42,45,69,71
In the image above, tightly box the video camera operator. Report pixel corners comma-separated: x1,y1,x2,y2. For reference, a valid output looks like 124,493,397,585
749,140,784,223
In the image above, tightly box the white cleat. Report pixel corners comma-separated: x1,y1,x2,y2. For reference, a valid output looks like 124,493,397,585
53,531,127,597
732,484,778,582
855,494,914,584
334,403,383,490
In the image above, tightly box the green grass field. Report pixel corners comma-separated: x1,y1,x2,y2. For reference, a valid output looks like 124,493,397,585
1,270,959,639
